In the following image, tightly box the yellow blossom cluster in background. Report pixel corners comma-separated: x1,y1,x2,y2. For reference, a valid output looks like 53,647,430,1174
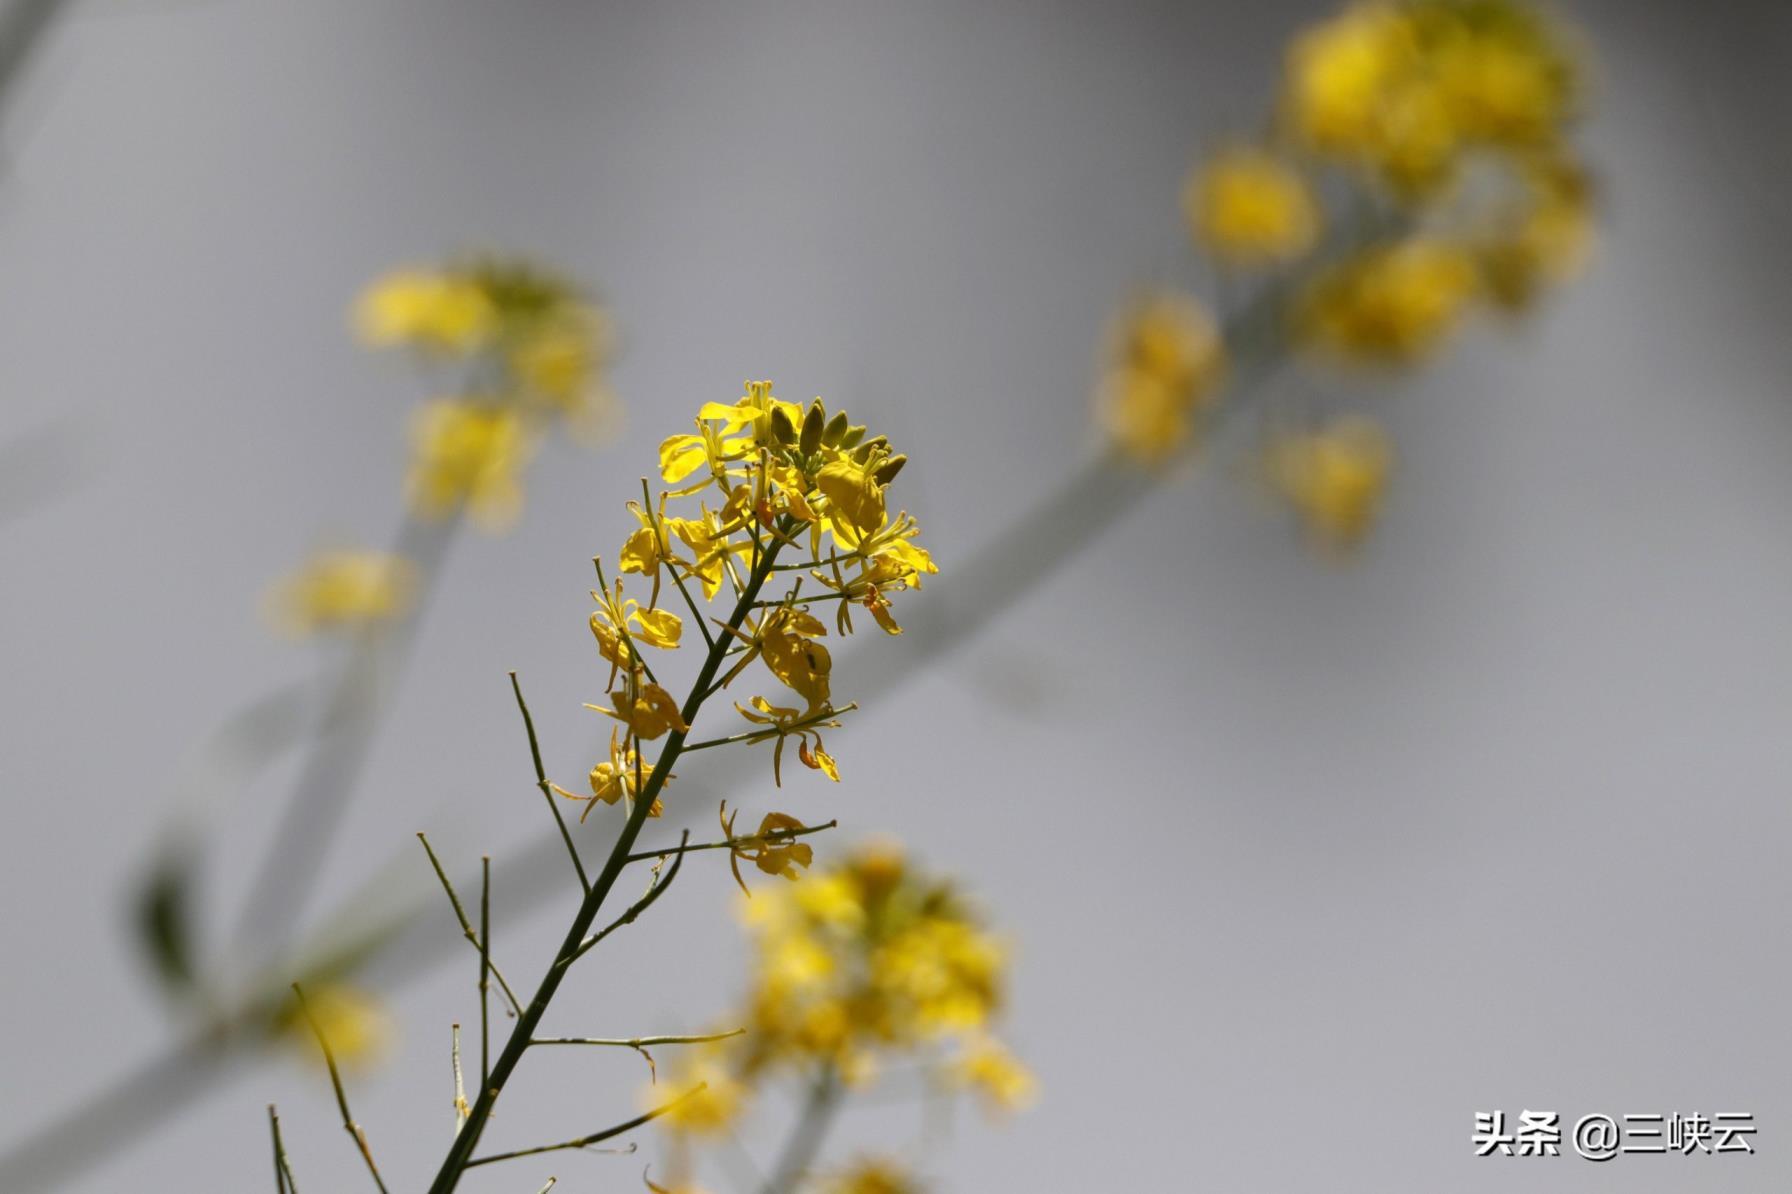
358,257,619,531
274,982,392,1071
827,1157,926,1194
265,549,416,638
656,843,1033,1154
263,256,618,637
1097,292,1226,464
1103,0,1594,549
1267,416,1395,548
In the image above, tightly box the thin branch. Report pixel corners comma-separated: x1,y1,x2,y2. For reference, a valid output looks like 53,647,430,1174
622,820,836,865
451,1025,469,1132
510,672,591,894
531,1029,746,1049
668,564,717,650
427,528,794,1192
570,833,691,963
530,1027,747,1082
464,1084,706,1168
292,984,390,1194
268,1105,298,1194
416,834,522,1016
479,857,492,1092
680,706,851,754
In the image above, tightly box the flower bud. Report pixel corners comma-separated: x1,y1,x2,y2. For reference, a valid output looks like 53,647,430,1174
872,454,907,485
769,405,797,445
800,400,825,455
822,409,850,447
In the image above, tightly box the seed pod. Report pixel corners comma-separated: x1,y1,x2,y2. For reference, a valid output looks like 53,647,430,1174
873,454,907,485
838,424,867,450
769,406,797,445
800,400,825,456
822,410,850,447
851,435,888,464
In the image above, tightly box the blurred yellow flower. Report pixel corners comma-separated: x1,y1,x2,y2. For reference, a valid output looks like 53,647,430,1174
265,549,415,637
1297,238,1478,363
953,1033,1038,1115
280,982,392,1071
1186,147,1321,266
507,307,614,410
730,844,1023,1089
354,269,495,354
406,400,530,528
1286,0,1579,195
654,1046,749,1137
1098,291,1227,463
1285,3,1415,159
827,1158,924,1194
1415,0,1576,150
1475,153,1595,311
1269,416,1394,548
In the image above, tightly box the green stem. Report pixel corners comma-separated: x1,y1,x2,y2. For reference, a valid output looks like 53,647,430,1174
424,529,788,1194
759,1067,841,1194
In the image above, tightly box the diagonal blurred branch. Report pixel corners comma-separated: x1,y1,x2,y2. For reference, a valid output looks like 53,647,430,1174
0,0,64,123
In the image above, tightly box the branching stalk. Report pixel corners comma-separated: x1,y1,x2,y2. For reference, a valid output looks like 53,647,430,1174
423,527,790,1193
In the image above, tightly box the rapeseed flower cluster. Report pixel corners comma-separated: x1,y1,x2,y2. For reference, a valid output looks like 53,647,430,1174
1104,0,1593,549
558,381,935,820
265,257,618,639
357,257,618,530
656,843,1032,1154
265,549,416,637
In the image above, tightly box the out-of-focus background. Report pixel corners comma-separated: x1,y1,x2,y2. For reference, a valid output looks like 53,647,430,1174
2,0,1790,1190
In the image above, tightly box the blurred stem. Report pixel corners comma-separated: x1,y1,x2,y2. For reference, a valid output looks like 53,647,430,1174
227,512,462,972
0,0,63,127
760,1066,841,1194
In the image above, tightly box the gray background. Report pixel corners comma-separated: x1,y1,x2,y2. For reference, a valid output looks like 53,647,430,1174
2,0,1790,1190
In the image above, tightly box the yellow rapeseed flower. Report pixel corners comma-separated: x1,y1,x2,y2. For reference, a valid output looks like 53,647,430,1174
265,549,415,637
827,1158,925,1194
953,1034,1038,1115
590,680,690,741
1186,147,1322,266
654,1045,749,1137
735,846,1017,1072
1297,238,1478,364
1475,153,1595,311
1098,291,1227,463
406,400,530,528
1284,3,1415,158
1269,416,1394,548
553,727,668,820
279,983,393,1071
1285,1,1579,198
354,269,495,354
1413,0,1576,149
